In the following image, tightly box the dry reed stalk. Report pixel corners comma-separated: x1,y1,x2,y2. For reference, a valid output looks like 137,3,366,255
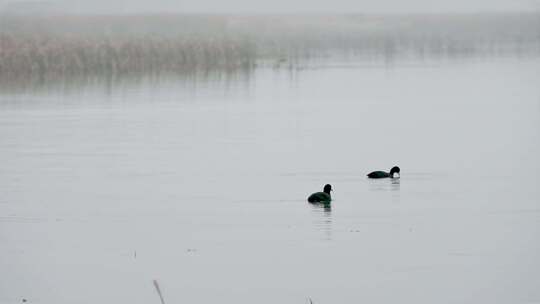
153,279,166,304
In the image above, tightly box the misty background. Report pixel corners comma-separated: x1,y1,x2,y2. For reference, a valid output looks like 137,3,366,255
0,0,540,14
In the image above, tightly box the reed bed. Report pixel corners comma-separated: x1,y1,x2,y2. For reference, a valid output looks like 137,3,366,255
242,13,540,62
1,13,539,80
0,32,256,79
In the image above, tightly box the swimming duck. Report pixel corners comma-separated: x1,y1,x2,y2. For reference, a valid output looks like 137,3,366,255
367,166,400,179
307,184,332,203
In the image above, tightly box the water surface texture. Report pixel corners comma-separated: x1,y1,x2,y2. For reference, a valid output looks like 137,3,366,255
1,58,540,304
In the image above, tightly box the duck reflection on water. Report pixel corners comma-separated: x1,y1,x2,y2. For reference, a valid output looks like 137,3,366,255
309,200,333,240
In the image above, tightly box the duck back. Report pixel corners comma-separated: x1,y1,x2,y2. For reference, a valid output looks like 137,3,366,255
308,192,331,203
367,171,390,178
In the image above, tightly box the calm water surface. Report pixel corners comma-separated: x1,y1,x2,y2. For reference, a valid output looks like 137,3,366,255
1,58,540,304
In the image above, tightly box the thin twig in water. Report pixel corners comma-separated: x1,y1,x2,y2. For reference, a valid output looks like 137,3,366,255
153,280,166,304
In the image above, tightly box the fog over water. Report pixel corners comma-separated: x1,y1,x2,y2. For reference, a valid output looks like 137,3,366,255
1,2,540,304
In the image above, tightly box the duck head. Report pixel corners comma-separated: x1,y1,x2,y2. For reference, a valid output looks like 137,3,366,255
390,166,400,178
323,184,333,194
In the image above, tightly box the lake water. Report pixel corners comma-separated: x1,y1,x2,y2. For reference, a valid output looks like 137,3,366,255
1,57,539,304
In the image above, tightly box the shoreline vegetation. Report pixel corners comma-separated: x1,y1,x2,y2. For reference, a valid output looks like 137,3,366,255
1,13,539,82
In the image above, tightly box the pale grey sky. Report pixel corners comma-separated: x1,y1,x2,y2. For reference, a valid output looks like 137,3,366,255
1,0,539,14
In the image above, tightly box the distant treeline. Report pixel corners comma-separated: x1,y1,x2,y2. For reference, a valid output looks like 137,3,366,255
1,13,539,79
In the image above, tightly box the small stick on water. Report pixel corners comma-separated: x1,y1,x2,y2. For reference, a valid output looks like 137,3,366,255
153,280,166,304
308,297,313,304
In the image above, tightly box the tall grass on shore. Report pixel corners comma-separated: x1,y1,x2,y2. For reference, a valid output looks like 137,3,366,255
0,15,256,80
241,13,540,62
0,32,256,79
1,13,539,81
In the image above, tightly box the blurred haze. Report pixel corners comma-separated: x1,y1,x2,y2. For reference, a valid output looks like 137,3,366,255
0,0,539,14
